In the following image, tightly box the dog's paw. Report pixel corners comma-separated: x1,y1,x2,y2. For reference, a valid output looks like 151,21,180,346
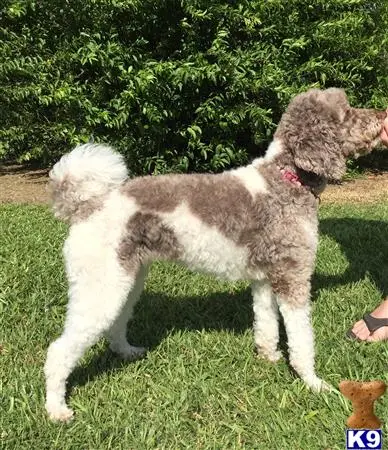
112,344,147,361
305,376,332,393
46,403,74,422
320,380,333,392
255,346,282,363
125,345,147,360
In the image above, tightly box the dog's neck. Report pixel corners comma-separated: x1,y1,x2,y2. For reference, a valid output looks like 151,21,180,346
281,167,326,199
259,141,327,198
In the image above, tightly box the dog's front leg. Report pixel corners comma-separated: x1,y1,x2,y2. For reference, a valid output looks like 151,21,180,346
251,280,281,362
275,284,331,392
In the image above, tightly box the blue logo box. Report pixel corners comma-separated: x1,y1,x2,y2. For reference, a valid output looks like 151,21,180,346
346,429,382,450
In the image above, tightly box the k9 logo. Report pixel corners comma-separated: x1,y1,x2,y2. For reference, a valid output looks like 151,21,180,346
346,430,382,450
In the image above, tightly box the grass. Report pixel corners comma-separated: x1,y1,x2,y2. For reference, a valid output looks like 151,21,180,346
1,202,388,449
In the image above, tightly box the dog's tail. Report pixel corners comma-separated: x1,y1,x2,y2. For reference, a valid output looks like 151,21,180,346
49,143,128,222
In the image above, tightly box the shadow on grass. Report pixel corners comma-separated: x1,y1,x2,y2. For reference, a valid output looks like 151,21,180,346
70,217,387,391
70,289,253,390
314,218,388,297
69,288,290,392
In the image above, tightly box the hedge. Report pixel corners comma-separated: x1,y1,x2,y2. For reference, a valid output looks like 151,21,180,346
1,0,388,174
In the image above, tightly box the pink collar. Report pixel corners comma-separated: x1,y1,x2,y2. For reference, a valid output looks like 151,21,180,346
280,169,302,186
280,168,321,201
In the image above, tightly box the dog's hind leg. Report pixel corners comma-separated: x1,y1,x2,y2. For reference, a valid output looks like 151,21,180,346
44,263,140,422
105,265,148,359
251,280,281,362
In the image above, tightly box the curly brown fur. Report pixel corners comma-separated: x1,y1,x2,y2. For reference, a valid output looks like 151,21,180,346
274,88,385,180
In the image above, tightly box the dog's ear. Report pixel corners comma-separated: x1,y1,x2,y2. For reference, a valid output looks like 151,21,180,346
274,88,349,180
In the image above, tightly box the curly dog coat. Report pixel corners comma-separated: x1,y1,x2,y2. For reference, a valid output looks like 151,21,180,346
45,88,385,421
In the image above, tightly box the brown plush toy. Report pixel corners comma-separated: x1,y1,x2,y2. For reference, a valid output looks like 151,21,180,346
339,380,386,429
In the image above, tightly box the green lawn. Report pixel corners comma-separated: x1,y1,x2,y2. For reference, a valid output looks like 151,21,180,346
1,203,387,449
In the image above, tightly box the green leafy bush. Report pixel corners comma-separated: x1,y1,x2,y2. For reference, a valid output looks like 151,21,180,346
1,0,388,174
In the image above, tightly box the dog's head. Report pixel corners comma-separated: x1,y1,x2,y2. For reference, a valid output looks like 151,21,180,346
274,88,386,180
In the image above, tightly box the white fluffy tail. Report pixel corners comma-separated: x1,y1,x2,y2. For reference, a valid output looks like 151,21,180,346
49,143,128,221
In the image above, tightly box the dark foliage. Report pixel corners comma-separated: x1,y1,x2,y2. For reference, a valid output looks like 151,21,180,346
1,0,387,174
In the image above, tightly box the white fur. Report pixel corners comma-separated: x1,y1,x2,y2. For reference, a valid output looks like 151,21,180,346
49,143,128,206
50,143,128,185
277,297,330,392
252,281,281,362
106,265,148,358
44,191,143,421
160,203,261,281
63,191,138,271
253,139,284,167
301,218,319,249
230,165,268,197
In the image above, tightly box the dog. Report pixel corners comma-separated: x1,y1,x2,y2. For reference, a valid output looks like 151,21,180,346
44,88,385,421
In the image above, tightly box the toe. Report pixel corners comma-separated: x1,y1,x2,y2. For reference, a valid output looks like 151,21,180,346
350,320,371,340
320,380,333,392
354,326,371,341
123,345,147,360
305,376,330,392
366,326,388,342
255,346,282,363
352,320,366,332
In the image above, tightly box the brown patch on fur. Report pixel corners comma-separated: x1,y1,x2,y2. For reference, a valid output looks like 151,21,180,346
121,172,258,238
49,178,103,224
117,212,182,273
71,198,103,223
267,255,314,306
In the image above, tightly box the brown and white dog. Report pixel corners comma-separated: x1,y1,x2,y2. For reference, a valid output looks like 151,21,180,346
45,88,385,421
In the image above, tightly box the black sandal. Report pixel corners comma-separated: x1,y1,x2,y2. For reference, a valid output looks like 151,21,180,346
347,313,388,340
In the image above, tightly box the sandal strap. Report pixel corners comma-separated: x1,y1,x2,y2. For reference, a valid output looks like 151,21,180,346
363,313,388,333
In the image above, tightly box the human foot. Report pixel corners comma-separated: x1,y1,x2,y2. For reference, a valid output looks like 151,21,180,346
349,299,388,342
